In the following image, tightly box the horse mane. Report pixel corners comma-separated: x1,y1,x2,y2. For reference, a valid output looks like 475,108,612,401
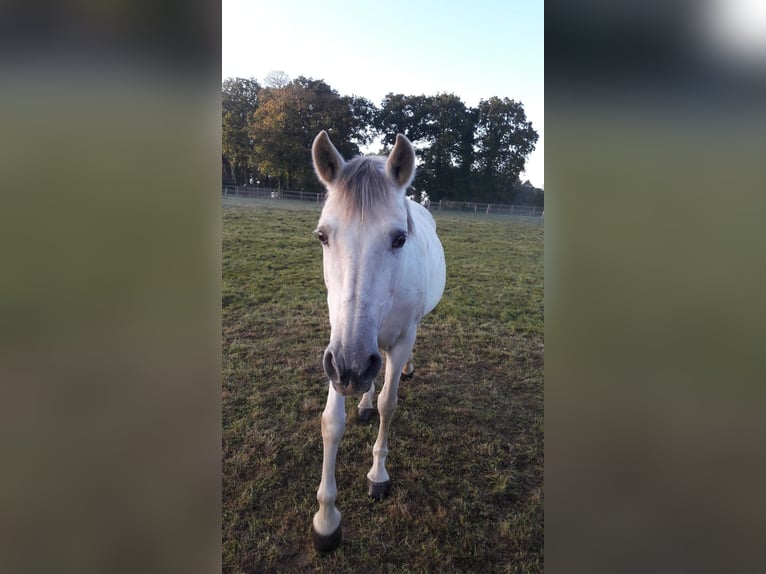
330,155,414,234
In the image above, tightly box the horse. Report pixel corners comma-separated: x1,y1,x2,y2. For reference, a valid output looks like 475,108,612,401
310,130,446,551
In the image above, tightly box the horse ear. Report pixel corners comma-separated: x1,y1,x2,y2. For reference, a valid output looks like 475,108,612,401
312,130,345,185
386,134,416,189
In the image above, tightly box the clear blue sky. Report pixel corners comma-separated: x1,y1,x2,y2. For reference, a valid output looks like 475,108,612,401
222,0,544,187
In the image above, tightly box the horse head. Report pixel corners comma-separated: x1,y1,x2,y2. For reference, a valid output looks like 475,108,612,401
312,130,416,396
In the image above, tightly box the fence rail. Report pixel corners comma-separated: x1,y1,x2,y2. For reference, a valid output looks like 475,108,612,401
222,186,543,217
222,186,325,203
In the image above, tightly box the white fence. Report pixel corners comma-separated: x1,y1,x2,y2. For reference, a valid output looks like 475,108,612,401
222,186,543,217
431,200,542,217
222,186,324,203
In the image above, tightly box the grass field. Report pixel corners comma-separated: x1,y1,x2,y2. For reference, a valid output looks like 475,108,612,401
222,197,544,573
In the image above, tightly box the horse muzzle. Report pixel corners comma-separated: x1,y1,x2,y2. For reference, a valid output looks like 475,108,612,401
323,346,381,396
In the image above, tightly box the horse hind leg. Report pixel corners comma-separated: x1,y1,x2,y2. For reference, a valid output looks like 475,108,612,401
357,383,376,423
401,357,414,380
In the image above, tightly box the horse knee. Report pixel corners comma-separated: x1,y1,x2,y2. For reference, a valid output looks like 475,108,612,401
377,394,397,418
321,414,345,442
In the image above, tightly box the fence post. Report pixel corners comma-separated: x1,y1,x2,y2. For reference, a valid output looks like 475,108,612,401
486,204,491,215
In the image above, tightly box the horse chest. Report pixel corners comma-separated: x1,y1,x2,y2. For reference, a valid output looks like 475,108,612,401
377,305,417,350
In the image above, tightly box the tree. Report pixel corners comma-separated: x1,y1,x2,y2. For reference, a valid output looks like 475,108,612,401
263,70,290,89
343,95,378,148
417,94,476,200
225,74,539,201
249,77,379,191
473,97,538,201
222,77,261,185
376,93,477,200
513,180,544,207
375,93,430,146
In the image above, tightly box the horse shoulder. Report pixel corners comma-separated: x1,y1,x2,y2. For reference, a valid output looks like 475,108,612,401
407,201,445,316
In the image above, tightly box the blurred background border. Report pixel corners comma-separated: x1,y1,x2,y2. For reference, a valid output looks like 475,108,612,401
2,0,765,572
546,0,766,571
1,1,222,573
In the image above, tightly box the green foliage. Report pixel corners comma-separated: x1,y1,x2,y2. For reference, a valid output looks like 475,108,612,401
222,76,542,201
248,76,377,192
374,93,539,202
222,198,543,573
418,94,476,200
473,97,539,201
376,93,431,143
222,78,261,185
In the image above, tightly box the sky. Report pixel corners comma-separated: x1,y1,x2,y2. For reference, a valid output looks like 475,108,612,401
222,0,544,188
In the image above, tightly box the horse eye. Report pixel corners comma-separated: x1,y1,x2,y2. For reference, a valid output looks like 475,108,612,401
392,234,407,249
315,230,328,246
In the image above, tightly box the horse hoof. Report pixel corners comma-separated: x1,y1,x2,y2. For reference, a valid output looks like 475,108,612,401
367,478,391,500
401,363,415,380
311,522,342,552
358,407,376,423
401,369,414,381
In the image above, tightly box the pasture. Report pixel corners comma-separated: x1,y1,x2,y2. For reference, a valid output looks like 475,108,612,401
222,197,544,573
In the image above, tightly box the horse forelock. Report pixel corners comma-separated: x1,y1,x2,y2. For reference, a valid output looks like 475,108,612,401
327,156,414,234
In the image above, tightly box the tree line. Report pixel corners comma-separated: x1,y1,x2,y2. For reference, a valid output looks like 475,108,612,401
223,73,542,205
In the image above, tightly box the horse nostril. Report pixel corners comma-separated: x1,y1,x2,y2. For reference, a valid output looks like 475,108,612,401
363,353,382,381
323,350,339,382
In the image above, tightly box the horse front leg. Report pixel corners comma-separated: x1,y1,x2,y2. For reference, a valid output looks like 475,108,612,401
311,385,346,551
367,334,415,500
